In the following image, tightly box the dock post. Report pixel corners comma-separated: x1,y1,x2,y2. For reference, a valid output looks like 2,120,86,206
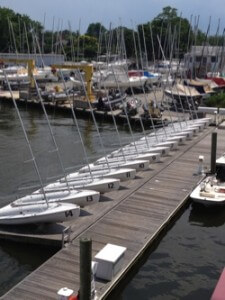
80,237,92,300
211,132,217,174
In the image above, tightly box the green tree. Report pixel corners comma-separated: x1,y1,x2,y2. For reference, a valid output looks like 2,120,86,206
86,23,107,39
148,6,193,60
0,6,43,53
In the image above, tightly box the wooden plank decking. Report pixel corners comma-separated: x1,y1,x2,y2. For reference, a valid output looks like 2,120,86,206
2,125,225,300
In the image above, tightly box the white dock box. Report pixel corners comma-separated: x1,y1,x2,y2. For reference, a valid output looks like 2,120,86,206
94,243,127,281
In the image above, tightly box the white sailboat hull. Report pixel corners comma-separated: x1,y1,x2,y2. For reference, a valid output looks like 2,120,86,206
96,155,160,165
68,168,136,182
216,155,225,166
169,131,193,140
19,189,100,207
40,178,120,194
166,135,187,144
0,202,80,225
111,146,170,157
81,159,150,172
132,138,179,150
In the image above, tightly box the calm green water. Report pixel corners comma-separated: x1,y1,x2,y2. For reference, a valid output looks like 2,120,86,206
0,101,225,299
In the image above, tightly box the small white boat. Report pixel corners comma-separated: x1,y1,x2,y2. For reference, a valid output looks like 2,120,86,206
166,135,187,144
216,155,225,166
68,168,136,182
80,160,149,173
39,178,120,194
96,155,160,165
98,72,148,89
128,138,178,150
110,146,170,158
169,131,193,140
190,176,225,206
0,202,80,225
18,189,100,207
188,123,204,132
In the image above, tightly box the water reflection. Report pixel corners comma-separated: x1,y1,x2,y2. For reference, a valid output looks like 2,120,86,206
83,118,94,153
26,109,38,137
189,203,225,227
0,240,58,297
120,202,225,300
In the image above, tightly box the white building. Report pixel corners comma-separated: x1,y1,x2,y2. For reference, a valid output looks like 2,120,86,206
184,46,225,76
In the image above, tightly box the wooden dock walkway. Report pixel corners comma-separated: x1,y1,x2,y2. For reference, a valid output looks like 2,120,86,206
2,125,225,299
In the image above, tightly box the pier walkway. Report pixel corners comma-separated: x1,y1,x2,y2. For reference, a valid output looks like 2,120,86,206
2,125,225,300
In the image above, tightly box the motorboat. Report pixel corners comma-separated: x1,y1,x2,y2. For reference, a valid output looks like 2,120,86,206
93,91,127,111
0,202,80,225
128,70,161,85
190,176,225,206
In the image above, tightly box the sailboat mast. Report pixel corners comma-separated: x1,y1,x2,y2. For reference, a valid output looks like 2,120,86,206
59,69,94,180
3,71,49,207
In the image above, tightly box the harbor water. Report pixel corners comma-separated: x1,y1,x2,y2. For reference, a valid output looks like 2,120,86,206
119,203,225,299
0,101,225,298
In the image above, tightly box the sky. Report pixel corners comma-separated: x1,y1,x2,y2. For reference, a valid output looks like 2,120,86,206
0,0,225,34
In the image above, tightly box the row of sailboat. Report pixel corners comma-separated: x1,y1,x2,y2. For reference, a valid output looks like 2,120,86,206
0,22,215,224
0,65,211,224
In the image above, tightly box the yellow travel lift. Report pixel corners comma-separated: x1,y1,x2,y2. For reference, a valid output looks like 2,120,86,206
0,58,36,87
51,63,95,101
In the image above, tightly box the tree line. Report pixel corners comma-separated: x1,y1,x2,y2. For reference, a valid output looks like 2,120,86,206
0,6,224,62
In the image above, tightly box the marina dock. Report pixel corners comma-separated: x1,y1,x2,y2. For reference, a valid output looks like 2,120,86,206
0,90,186,128
2,125,225,299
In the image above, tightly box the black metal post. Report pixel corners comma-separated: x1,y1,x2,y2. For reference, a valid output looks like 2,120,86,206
80,237,92,300
211,132,217,174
